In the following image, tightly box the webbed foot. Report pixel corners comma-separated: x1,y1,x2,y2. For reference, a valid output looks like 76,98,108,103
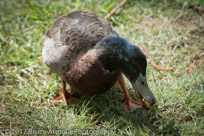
122,97,143,111
50,80,79,106
118,75,143,111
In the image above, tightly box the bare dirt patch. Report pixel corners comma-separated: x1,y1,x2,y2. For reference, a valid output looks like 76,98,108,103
137,16,171,27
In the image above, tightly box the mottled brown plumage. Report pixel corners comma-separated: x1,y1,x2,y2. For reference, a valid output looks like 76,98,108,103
43,11,120,95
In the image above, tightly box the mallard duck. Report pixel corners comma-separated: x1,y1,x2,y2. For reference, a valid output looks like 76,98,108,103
42,11,157,110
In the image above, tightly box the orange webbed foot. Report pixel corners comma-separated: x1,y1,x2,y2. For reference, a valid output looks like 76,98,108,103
118,75,143,111
122,97,143,111
50,80,79,106
50,96,63,103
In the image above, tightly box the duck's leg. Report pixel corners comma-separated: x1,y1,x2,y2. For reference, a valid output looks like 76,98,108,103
50,80,79,105
118,75,143,111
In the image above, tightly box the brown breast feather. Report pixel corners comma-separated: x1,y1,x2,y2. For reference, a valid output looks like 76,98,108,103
63,49,121,96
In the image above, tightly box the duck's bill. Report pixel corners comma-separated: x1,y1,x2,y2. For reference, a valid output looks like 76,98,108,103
131,73,158,109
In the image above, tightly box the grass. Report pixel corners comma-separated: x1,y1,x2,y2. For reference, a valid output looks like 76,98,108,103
0,0,203,135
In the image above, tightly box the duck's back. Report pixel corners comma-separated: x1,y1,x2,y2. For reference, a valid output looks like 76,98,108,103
47,11,118,62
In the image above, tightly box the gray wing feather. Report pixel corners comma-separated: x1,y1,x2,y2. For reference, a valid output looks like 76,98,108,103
43,11,119,75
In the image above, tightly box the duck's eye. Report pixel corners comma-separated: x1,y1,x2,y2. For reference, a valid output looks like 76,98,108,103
141,81,144,85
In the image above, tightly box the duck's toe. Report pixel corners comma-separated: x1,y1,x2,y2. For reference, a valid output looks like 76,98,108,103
121,97,143,112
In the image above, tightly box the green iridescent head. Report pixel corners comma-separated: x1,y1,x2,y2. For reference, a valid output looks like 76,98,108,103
96,35,157,107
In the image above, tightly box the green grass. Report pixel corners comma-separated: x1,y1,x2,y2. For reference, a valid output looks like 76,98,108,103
0,0,203,135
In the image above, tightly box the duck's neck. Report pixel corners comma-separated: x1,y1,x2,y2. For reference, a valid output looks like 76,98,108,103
95,35,145,78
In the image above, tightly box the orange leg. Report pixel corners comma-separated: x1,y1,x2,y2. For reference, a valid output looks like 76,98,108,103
50,80,79,105
118,75,143,111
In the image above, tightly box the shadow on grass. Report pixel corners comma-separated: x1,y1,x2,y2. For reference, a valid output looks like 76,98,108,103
73,87,181,135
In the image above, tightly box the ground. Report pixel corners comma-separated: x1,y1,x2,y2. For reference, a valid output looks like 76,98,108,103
0,0,203,135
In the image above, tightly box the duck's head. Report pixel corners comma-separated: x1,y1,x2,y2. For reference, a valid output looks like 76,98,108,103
96,35,158,109
120,43,158,109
